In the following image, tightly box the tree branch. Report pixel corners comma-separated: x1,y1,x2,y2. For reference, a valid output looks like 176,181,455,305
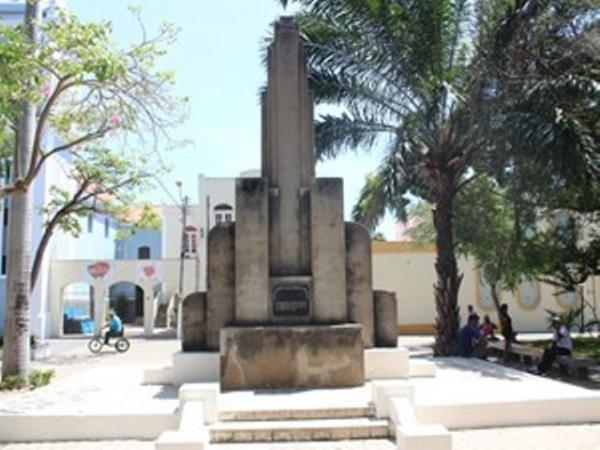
30,179,91,290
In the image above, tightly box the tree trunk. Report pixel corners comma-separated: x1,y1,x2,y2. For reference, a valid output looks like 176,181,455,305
30,211,62,291
2,1,41,379
432,182,463,356
490,281,502,322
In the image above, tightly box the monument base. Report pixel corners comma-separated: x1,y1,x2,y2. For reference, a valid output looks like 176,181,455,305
220,324,364,390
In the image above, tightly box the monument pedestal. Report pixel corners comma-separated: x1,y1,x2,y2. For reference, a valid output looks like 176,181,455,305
220,324,364,390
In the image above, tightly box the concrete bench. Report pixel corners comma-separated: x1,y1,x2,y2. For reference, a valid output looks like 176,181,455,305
555,355,596,380
488,341,595,379
488,341,542,364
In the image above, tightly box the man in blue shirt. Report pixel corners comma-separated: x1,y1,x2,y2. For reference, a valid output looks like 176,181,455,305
459,314,488,359
104,311,123,345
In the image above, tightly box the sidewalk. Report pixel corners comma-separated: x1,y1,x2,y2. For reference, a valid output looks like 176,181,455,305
2,425,600,450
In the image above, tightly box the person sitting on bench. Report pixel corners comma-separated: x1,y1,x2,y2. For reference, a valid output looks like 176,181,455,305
459,314,488,359
536,316,572,375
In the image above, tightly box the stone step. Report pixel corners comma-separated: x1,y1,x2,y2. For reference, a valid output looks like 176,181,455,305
210,417,390,443
219,405,375,422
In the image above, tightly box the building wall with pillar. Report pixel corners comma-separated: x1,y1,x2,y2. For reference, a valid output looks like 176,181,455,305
49,258,197,338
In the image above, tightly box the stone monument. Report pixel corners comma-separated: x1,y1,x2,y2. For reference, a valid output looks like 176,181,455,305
183,17,397,390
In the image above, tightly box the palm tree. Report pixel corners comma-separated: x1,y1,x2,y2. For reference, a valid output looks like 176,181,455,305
280,0,600,355
2,1,41,379
280,0,480,355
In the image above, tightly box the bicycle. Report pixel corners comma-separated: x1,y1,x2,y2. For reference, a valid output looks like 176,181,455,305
88,333,130,354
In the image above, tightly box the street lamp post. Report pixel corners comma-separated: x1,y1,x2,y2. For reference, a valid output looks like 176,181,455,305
176,181,188,299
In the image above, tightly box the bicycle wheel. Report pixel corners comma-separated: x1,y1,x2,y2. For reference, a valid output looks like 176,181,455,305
88,338,103,354
115,338,130,353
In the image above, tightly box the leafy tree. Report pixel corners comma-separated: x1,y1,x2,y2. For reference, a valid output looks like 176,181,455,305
473,0,599,188
31,147,155,289
408,176,600,328
404,201,436,247
0,4,184,378
407,177,533,311
135,204,162,230
1,0,40,381
472,0,600,324
115,203,162,240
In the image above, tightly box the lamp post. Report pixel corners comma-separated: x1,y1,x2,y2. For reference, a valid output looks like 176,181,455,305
176,181,189,299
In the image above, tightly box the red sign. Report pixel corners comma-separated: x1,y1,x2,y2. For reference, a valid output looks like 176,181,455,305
143,265,156,278
87,261,110,279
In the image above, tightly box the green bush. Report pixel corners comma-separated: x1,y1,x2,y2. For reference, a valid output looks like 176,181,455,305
28,369,55,388
0,369,55,391
0,375,27,390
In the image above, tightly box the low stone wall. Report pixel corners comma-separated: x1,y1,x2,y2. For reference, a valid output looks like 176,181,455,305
220,324,364,390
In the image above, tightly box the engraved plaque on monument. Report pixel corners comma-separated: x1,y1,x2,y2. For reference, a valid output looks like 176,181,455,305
271,277,311,322
273,288,309,315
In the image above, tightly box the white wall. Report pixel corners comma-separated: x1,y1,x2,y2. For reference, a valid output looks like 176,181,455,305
196,175,238,291
372,242,600,333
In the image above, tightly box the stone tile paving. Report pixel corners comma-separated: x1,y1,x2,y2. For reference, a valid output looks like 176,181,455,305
3,427,600,450
0,442,154,450
0,336,180,411
0,440,396,450
452,424,600,450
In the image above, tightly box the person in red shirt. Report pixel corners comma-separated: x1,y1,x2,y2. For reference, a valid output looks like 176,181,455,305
480,315,498,341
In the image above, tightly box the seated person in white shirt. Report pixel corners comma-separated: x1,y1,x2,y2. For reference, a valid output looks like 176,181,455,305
536,316,573,374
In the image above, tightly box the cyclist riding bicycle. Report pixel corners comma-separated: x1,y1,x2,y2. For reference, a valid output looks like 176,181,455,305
104,311,123,345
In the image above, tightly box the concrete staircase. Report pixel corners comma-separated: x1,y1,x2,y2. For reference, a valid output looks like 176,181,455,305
210,405,391,443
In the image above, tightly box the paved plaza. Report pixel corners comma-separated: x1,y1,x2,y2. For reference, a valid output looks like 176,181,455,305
1,335,600,448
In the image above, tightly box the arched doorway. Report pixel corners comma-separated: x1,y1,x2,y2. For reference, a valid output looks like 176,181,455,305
62,282,94,335
108,282,144,325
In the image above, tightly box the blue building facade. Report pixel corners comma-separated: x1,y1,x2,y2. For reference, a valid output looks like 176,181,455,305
115,229,162,260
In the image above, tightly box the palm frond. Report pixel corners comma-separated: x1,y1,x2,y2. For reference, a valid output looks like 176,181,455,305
314,113,395,160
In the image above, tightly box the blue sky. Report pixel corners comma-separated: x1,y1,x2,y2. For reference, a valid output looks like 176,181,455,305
68,0,395,238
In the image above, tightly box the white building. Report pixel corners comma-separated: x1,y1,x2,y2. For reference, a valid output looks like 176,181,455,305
0,0,119,338
158,171,259,295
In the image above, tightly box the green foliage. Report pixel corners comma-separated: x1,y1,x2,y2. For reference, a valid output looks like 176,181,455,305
115,203,161,240
0,375,27,390
28,369,55,388
405,176,538,290
40,145,154,238
0,7,187,197
135,204,161,230
0,24,41,122
0,369,55,391
545,306,584,331
372,231,386,242
473,0,600,207
406,202,436,246
0,5,184,290
455,176,528,290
